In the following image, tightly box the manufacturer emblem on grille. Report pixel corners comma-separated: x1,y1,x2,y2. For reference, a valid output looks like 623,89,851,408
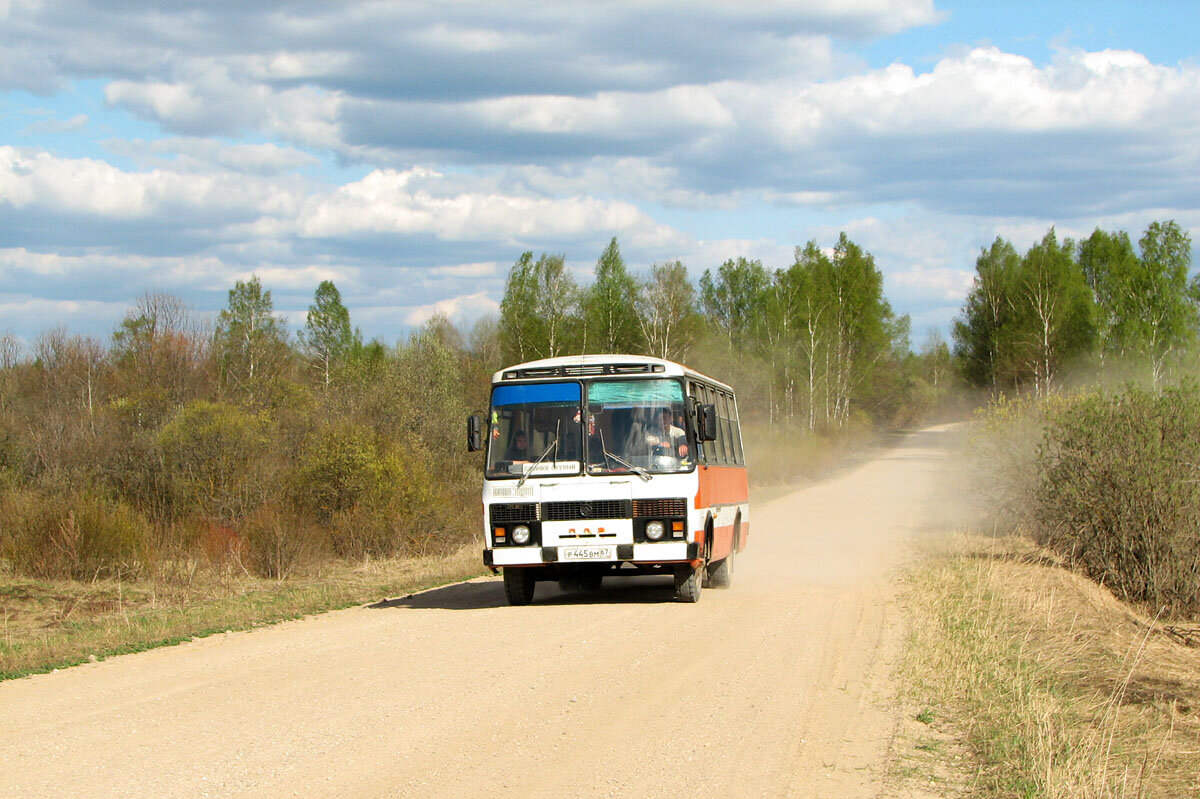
580,503,592,517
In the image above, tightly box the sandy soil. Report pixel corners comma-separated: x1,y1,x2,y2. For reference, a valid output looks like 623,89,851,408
0,426,958,798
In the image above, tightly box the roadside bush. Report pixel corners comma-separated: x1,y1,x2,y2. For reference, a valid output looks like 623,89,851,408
242,503,324,580
1036,382,1200,617
157,399,270,521
0,487,151,579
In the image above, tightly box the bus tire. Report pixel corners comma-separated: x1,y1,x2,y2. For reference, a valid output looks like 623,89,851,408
503,568,536,605
707,548,734,588
674,562,702,603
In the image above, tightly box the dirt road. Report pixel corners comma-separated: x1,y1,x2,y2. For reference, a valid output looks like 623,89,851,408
0,426,956,798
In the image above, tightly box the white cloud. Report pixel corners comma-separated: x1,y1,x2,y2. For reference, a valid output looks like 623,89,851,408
402,291,500,326
0,293,131,335
0,146,298,221
887,265,975,303
297,168,684,246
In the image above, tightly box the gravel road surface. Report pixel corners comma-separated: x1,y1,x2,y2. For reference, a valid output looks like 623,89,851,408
0,426,956,798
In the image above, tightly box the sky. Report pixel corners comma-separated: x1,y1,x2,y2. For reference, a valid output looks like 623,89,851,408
2,0,1199,349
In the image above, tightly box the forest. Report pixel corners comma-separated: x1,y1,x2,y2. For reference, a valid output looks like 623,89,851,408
0,221,1192,584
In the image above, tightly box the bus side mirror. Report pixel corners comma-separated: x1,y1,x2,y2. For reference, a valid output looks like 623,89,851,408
467,415,483,452
697,404,718,442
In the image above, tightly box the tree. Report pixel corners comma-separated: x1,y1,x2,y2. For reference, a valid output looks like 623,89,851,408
582,237,642,354
635,260,702,361
1011,228,1095,395
953,237,1022,391
110,291,208,426
699,257,770,348
824,233,895,423
920,329,952,392
1136,220,1196,383
214,275,290,401
1078,227,1139,361
300,280,359,387
499,252,580,362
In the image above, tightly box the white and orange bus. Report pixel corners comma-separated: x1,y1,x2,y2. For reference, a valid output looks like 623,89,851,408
467,354,749,604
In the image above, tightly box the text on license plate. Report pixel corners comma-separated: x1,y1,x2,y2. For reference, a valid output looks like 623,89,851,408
560,545,617,562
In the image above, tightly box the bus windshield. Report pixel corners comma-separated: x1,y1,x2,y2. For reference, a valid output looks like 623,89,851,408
585,378,692,475
486,382,583,479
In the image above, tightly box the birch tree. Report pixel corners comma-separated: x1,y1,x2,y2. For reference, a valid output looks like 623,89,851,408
583,237,641,354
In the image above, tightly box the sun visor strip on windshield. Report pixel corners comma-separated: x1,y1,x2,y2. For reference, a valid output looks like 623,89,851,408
491,382,581,406
587,378,683,405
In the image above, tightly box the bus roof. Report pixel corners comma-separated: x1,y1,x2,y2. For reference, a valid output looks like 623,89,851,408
491,353,734,393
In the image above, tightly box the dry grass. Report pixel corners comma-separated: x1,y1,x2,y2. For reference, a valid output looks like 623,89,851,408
0,545,486,681
899,532,1200,798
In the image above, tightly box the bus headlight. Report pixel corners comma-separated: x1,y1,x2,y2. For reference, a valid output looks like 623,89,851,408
645,520,665,541
511,524,532,545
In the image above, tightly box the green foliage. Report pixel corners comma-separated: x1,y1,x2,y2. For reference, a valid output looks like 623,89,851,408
699,256,769,348
636,260,702,361
954,237,1022,389
301,280,360,387
0,487,151,579
214,275,291,401
157,400,270,521
1036,383,1200,616
958,220,1194,394
955,229,1095,395
582,237,642,353
500,251,580,362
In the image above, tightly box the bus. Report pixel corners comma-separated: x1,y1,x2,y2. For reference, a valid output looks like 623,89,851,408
467,354,749,604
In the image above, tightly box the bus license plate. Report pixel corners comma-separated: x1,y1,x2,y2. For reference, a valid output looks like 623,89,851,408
560,545,617,562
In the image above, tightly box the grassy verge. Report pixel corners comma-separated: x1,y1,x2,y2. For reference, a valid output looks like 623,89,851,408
896,533,1200,798
0,546,486,681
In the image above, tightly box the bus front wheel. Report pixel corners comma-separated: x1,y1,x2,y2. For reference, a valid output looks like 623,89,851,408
503,568,536,605
707,548,734,588
674,562,703,603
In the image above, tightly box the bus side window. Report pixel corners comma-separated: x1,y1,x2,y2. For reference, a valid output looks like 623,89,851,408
716,392,732,464
707,388,721,463
719,393,736,465
729,394,745,465
710,388,726,464
690,381,709,465
724,393,734,463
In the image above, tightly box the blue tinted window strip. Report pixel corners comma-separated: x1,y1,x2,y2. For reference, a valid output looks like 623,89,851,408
492,382,581,406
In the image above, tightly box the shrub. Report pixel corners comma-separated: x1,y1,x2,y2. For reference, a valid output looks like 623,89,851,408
0,487,151,579
157,400,270,521
242,503,323,579
1036,382,1200,617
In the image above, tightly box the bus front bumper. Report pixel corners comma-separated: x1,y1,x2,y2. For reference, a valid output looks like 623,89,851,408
484,542,700,568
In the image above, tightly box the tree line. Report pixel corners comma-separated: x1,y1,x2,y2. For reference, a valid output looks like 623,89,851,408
500,235,947,431
953,221,1195,393
0,230,957,582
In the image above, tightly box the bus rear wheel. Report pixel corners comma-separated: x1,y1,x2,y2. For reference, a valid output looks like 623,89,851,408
674,562,703,603
503,568,536,605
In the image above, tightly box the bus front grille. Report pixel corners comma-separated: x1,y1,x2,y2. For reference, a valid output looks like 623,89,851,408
542,499,632,521
490,503,540,524
632,498,688,518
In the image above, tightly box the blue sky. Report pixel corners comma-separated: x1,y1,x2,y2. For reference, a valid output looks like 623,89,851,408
2,0,1198,348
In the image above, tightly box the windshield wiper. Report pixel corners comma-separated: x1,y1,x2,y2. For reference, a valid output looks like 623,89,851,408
597,429,651,482
517,421,560,489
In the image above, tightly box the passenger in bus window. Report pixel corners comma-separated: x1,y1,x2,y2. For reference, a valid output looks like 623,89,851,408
505,429,529,462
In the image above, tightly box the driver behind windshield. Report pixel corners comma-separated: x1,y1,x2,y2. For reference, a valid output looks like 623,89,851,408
644,407,688,459
504,429,529,462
